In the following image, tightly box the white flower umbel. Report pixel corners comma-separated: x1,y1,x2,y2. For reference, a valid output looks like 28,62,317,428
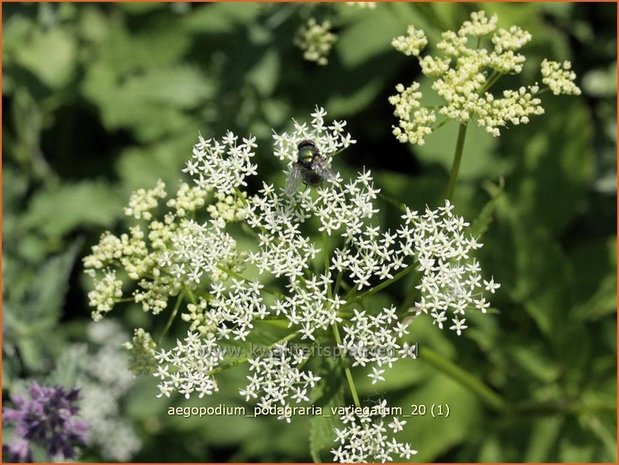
162,218,239,284
87,269,123,321
246,183,320,281
389,10,581,145
272,274,344,340
339,306,416,381
391,25,428,57
541,59,582,96
85,108,500,427
331,400,417,463
183,131,257,195
273,106,356,166
124,179,166,220
240,342,321,422
401,200,499,335
295,18,337,66
154,332,224,399
206,278,268,341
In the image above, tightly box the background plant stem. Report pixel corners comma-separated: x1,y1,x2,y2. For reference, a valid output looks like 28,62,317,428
419,345,508,412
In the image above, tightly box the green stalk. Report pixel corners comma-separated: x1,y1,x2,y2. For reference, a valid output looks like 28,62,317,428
322,232,332,298
331,323,361,408
342,263,416,310
208,331,299,375
445,122,468,201
219,266,284,298
159,291,185,343
419,346,508,412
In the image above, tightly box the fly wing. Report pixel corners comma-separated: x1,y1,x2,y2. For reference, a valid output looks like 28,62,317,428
312,156,339,184
285,163,304,196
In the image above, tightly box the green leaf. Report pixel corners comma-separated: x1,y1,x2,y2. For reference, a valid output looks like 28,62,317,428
337,4,410,68
469,178,505,239
398,368,481,462
501,97,594,235
247,49,280,97
94,18,191,75
13,27,77,89
83,64,213,137
116,137,196,190
31,240,82,318
22,182,124,239
570,238,617,321
523,416,563,461
183,3,262,34
48,345,85,388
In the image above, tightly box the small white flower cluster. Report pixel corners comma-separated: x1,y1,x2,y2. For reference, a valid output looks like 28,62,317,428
391,25,428,57
72,321,141,461
208,279,268,341
273,274,344,340
123,328,158,375
161,219,238,284
401,201,500,335
206,191,248,221
541,59,582,96
154,332,224,399
458,10,498,37
247,183,321,281
183,131,257,195
389,10,581,144
305,170,380,236
83,180,214,318
389,82,436,145
273,106,355,166
239,343,320,421
87,270,123,321
340,307,416,384
124,179,166,220
331,401,417,463
295,18,337,66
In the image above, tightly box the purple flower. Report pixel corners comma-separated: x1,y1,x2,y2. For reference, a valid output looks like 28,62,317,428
3,438,32,463
3,382,89,462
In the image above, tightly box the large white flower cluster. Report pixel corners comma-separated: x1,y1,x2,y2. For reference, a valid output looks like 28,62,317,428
84,107,500,462
389,10,581,144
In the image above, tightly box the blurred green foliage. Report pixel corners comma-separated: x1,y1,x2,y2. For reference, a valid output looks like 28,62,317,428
2,2,616,462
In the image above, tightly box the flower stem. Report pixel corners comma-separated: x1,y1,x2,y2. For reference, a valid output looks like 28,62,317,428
343,263,416,310
209,330,299,375
322,232,332,298
219,266,284,298
445,122,468,201
159,290,185,343
331,322,361,408
419,345,508,412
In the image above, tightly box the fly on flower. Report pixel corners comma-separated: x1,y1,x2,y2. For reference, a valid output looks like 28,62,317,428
285,139,340,196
